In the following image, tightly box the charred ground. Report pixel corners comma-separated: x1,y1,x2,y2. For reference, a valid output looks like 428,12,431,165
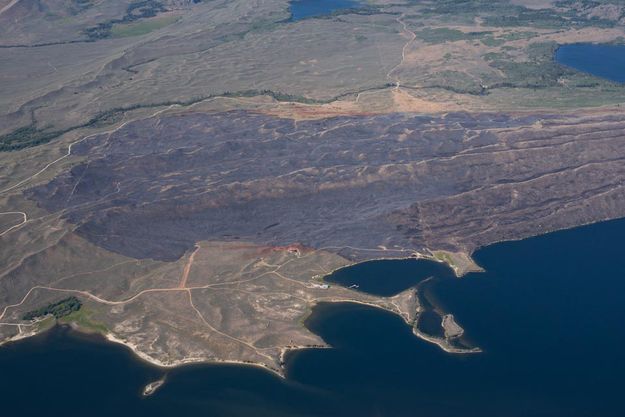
29,110,625,262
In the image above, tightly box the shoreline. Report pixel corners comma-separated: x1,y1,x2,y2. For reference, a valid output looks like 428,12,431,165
0,293,480,382
102,332,287,378
0,250,489,380
412,326,482,354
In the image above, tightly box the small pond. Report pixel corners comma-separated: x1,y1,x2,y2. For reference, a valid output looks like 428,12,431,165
555,43,625,83
290,0,362,21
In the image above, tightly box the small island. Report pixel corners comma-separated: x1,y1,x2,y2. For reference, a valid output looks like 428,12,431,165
142,377,166,397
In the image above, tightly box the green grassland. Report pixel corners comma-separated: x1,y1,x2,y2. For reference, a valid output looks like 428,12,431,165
111,15,180,38
58,308,109,334
24,298,110,336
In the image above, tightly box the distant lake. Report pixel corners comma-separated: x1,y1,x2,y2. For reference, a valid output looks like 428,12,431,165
289,0,362,21
2,217,625,416
555,43,625,83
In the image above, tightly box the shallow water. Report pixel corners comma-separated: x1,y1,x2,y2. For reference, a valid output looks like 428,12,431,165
555,43,625,83
3,218,625,416
289,0,361,21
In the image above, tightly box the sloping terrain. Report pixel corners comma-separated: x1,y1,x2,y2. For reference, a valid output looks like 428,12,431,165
29,110,625,261
2,0,625,371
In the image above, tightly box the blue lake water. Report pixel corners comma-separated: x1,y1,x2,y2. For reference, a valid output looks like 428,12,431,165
290,0,361,21
2,217,625,416
325,258,455,296
555,43,625,83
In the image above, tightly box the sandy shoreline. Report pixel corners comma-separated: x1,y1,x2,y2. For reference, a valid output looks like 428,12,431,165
102,332,287,378
412,327,482,354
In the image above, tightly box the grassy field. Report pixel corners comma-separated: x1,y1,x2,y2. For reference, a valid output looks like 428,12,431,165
58,308,109,334
111,15,180,38
36,316,56,332
3,0,625,145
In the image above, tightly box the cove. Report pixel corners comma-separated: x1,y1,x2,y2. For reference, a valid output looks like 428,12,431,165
3,217,625,416
555,43,625,83
324,258,455,296
289,0,362,21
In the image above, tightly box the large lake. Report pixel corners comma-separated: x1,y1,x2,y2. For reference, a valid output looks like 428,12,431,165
555,43,625,83
289,0,362,21
2,217,625,416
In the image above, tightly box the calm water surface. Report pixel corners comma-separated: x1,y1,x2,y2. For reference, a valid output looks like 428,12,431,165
325,258,455,296
290,0,362,21
555,43,625,83
2,218,625,416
